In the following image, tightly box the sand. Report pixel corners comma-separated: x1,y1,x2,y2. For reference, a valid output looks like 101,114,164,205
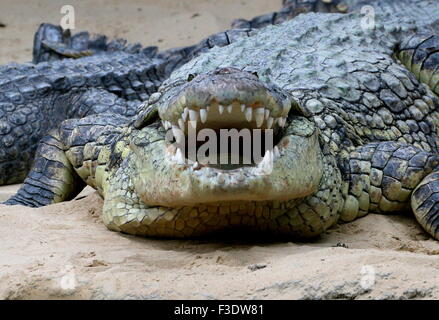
0,0,439,300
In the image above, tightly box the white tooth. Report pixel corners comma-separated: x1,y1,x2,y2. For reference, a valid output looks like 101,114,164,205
277,117,286,127
172,125,183,143
274,146,280,158
199,109,207,123
267,117,274,129
175,148,185,164
206,106,211,113
219,104,225,115
182,107,189,121
227,104,233,113
281,117,286,127
255,108,265,128
162,120,166,128
265,109,270,120
189,109,199,122
259,150,272,169
245,107,253,122
178,118,185,131
192,161,199,169
165,121,171,130
167,144,177,155
283,102,291,116
241,104,246,112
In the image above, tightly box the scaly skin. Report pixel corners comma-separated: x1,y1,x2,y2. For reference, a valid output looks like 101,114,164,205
0,23,257,185
6,0,439,240
0,0,356,186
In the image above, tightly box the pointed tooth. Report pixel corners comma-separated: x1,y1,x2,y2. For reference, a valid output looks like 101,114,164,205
245,107,253,122
162,120,166,129
241,104,246,112
255,108,265,127
227,104,233,113
199,109,207,123
274,146,280,158
265,109,270,120
172,125,183,143
283,102,291,116
175,148,185,164
259,150,272,168
182,108,188,121
206,106,210,113
178,118,185,131
277,117,286,127
165,121,171,130
281,117,286,127
219,104,225,115
167,144,177,155
189,109,199,122
266,117,274,129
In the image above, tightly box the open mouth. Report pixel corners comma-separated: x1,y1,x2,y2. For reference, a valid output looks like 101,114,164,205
129,68,322,208
162,98,292,170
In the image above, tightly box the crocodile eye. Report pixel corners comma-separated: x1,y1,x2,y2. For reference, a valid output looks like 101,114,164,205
187,73,197,82
252,71,259,78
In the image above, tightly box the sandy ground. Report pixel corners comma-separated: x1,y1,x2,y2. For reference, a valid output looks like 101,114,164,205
1,0,439,300
0,0,278,64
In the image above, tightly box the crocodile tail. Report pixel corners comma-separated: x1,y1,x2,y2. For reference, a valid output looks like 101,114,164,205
412,168,439,240
397,33,439,96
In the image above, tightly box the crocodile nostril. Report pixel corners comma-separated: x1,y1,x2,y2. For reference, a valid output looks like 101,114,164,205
187,73,197,82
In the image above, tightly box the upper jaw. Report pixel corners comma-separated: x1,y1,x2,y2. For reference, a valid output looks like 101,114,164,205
157,67,298,133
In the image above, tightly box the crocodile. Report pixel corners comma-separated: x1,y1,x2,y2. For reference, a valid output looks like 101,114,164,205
6,0,439,241
0,24,259,185
0,0,338,185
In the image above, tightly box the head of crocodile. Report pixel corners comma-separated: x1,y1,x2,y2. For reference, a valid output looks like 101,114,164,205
102,67,342,238
133,68,323,206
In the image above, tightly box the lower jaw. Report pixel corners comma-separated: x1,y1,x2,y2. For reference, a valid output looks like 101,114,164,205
109,198,312,238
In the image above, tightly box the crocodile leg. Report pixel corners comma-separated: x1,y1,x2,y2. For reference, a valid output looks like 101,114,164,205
397,33,439,96
412,169,439,239
4,130,84,207
341,142,439,233
0,88,137,185
4,111,130,207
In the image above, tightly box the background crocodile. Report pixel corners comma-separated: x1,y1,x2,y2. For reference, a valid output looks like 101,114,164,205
5,0,439,241
0,26,260,185
0,0,341,185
